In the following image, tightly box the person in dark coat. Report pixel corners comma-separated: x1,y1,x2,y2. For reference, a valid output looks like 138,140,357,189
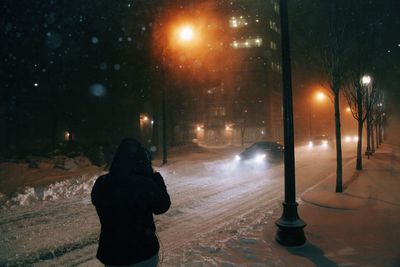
91,138,171,266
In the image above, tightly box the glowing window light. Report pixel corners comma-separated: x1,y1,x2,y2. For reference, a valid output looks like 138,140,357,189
229,17,248,28
231,38,263,49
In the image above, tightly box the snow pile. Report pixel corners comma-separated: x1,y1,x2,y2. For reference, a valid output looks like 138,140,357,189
2,173,103,209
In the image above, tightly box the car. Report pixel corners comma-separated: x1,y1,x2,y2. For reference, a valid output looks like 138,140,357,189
235,141,284,164
308,134,333,149
343,134,359,143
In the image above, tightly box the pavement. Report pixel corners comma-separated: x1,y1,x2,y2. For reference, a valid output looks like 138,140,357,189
262,143,400,267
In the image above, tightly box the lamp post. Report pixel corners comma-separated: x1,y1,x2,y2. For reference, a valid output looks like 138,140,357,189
161,25,195,165
275,0,306,246
362,75,372,157
161,47,168,165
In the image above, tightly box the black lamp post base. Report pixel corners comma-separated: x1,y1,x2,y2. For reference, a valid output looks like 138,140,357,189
275,202,306,247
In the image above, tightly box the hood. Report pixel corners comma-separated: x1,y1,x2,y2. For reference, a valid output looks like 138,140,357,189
109,138,153,179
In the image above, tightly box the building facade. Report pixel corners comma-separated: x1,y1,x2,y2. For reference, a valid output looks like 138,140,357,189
191,0,283,146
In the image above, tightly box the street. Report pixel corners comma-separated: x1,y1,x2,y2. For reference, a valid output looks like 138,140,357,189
0,144,358,266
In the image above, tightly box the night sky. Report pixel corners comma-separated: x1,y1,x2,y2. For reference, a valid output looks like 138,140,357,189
1,0,399,156
289,0,400,114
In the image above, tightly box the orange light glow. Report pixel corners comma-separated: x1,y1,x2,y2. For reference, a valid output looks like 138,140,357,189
179,26,194,42
170,23,199,47
64,131,70,141
346,107,351,112
315,92,326,102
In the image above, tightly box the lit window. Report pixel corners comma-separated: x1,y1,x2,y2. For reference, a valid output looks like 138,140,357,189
229,17,248,28
274,2,280,14
270,41,277,50
231,38,263,49
271,62,282,73
269,20,279,32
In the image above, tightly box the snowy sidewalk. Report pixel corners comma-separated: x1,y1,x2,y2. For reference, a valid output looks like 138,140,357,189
264,143,400,267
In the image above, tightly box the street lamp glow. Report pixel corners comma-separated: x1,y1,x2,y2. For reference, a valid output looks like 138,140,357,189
179,26,194,42
362,75,371,85
315,92,326,102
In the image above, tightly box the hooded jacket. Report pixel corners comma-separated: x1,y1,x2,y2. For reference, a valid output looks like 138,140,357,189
91,138,171,265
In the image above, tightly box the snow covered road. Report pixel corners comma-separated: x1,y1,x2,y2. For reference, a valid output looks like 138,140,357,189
0,145,357,266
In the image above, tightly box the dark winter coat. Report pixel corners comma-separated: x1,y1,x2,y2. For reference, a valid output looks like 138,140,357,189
91,139,171,265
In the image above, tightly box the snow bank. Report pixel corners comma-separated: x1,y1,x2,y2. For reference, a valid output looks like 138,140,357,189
1,173,103,209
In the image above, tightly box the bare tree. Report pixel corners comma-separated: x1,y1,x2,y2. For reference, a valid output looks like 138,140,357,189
320,2,348,193
344,71,376,170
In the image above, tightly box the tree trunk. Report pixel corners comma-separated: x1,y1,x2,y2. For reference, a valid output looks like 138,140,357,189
371,123,375,153
376,121,380,147
356,119,363,170
365,103,371,158
334,91,343,193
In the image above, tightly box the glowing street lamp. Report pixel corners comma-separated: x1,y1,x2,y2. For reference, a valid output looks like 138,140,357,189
178,26,194,42
308,90,328,139
161,23,196,165
315,91,326,102
362,75,371,85
362,74,373,156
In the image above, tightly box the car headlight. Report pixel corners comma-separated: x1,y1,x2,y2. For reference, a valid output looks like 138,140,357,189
254,154,266,163
308,141,313,148
235,155,241,161
345,136,351,143
322,140,328,147
353,135,359,142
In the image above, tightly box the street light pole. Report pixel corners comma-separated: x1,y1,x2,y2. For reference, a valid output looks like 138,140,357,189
275,0,306,246
362,75,372,158
160,24,195,165
308,102,312,140
161,47,168,165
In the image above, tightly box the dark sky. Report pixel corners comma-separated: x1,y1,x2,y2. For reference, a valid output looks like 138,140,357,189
288,0,400,114
1,0,399,152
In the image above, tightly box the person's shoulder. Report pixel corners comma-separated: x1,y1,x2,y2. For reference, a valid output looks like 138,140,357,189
96,173,109,182
91,173,110,204
93,173,110,187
